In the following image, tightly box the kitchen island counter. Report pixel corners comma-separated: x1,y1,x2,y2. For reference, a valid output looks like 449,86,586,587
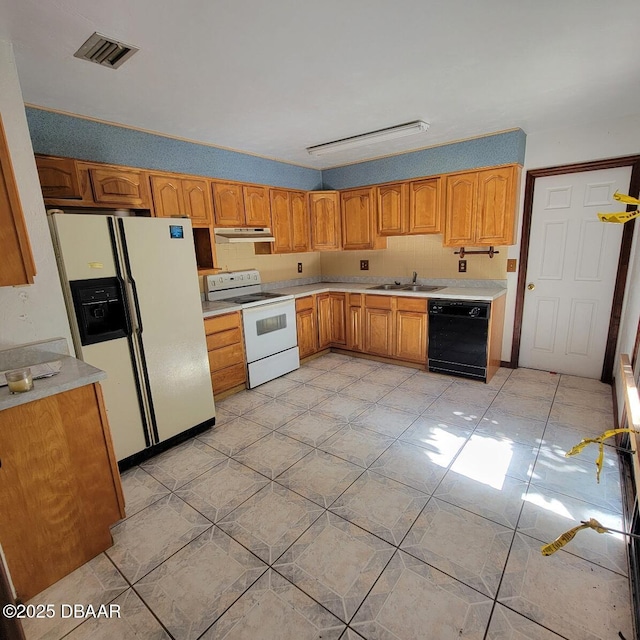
0,338,105,412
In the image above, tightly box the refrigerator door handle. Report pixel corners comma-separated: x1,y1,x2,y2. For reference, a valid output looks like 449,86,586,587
126,274,144,335
117,218,161,445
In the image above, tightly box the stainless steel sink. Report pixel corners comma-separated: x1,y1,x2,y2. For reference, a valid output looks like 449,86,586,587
367,284,405,290
367,283,444,292
399,285,444,292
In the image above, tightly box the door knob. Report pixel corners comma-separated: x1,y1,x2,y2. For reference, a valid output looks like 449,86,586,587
527,283,535,290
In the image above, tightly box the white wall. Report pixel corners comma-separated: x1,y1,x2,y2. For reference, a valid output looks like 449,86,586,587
0,40,72,350
502,113,640,363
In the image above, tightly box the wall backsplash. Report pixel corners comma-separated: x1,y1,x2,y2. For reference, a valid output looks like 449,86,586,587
214,243,322,283
211,236,506,285
320,235,507,281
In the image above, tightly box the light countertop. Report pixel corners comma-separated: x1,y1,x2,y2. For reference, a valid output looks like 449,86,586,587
0,338,106,412
201,281,506,317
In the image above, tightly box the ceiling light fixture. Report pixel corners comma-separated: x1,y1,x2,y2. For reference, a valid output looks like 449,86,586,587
307,121,430,156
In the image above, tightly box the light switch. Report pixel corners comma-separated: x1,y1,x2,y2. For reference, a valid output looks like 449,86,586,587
507,259,517,272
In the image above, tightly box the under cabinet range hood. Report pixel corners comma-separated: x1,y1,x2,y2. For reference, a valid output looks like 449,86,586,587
214,228,275,243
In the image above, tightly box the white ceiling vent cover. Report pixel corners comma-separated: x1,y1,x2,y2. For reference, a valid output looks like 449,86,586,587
73,32,139,69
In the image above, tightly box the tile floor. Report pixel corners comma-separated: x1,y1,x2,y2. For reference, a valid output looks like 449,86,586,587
23,353,633,640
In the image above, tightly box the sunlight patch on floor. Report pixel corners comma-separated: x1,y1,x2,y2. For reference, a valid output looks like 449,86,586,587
450,434,514,490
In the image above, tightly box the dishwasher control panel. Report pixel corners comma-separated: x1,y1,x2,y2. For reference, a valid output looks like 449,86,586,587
428,299,490,319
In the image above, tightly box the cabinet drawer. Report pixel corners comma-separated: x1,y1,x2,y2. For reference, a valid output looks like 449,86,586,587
349,293,362,306
206,328,242,350
204,312,241,335
364,295,393,309
208,343,244,372
295,296,314,312
211,363,246,394
396,297,427,313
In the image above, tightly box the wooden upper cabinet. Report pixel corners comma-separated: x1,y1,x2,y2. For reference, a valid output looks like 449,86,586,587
212,182,271,228
409,177,441,234
475,166,518,245
270,188,293,253
376,178,441,236
267,188,308,254
89,168,150,207
444,172,478,246
212,181,244,226
341,187,381,250
0,116,36,286
377,183,406,235
444,165,519,246
150,175,212,227
243,185,271,227
309,191,340,251
182,178,212,226
35,156,81,199
150,174,183,218
291,191,309,252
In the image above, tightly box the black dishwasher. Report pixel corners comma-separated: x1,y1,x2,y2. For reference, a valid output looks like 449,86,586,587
428,299,490,381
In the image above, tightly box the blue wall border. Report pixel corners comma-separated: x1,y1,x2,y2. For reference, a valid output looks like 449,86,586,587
26,107,525,191
25,107,323,190
322,129,526,189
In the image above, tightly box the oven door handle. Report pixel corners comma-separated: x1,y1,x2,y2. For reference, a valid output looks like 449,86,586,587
242,299,295,315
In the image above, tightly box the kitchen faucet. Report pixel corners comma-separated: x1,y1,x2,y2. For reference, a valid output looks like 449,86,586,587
412,271,417,284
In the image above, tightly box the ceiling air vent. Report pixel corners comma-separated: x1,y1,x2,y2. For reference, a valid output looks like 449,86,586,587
73,32,139,69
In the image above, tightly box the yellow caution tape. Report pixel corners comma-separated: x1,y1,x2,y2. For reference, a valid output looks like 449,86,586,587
565,428,640,483
598,192,639,223
598,211,640,223
613,191,640,205
541,518,609,556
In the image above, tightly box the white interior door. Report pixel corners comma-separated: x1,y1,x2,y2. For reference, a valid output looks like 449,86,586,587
519,166,631,377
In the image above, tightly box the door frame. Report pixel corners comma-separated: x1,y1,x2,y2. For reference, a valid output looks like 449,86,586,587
510,154,640,383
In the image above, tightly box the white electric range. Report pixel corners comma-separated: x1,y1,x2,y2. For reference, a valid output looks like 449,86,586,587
206,270,300,388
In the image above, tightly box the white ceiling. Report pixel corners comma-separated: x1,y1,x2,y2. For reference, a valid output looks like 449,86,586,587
1,0,639,169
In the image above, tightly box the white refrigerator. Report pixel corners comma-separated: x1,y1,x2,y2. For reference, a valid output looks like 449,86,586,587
49,213,215,464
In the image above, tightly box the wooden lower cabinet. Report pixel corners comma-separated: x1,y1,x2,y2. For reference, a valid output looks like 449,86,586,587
347,294,364,352
395,298,428,363
296,296,318,359
204,312,247,395
359,295,428,363
0,383,125,601
363,296,394,356
317,292,346,348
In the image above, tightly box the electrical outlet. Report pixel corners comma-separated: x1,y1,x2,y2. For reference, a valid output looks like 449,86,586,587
458,259,467,273
507,258,517,272
360,260,369,271
297,262,303,273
